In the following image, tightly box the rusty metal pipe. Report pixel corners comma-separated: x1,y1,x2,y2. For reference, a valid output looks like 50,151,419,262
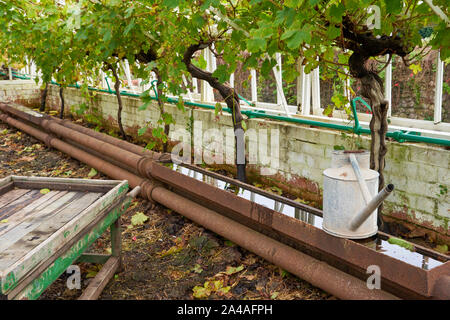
0,103,155,179
1,111,398,299
0,113,157,199
151,186,399,300
0,101,162,160
0,103,42,126
2,103,448,299
53,116,162,160
40,118,153,178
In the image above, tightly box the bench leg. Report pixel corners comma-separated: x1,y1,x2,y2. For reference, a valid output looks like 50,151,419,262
77,218,123,300
78,256,120,300
110,218,122,271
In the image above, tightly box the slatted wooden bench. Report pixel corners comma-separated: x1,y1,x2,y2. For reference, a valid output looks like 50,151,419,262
0,175,139,300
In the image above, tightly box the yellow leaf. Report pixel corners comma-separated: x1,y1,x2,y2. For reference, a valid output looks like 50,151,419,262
225,265,244,275
40,188,50,194
86,271,98,278
130,212,148,226
193,286,210,299
159,245,182,257
408,63,422,75
217,286,231,295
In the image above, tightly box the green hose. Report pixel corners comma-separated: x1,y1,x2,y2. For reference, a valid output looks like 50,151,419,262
7,71,450,147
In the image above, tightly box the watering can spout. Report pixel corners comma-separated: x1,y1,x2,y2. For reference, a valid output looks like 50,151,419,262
350,184,395,231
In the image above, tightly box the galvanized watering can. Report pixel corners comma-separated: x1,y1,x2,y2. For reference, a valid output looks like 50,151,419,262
322,150,394,239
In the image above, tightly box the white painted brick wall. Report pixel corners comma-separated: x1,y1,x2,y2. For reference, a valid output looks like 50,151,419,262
14,84,450,235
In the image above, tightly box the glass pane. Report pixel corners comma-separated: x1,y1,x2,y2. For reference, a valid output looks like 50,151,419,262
391,50,438,121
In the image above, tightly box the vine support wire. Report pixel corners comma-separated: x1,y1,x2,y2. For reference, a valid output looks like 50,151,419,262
385,55,393,117
120,59,136,94
434,52,444,124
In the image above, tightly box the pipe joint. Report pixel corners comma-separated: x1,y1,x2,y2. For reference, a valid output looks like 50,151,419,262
137,156,154,179
40,119,52,132
139,179,162,203
43,134,55,148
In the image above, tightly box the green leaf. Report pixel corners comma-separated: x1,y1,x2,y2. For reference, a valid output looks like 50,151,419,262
329,3,345,22
88,168,97,178
225,265,244,275
217,286,231,294
385,0,403,14
212,64,230,83
246,38,266,53
280,29,297,40
192,264,203,274
387,237,414,251
40,188,50,194
408,63,422,75
131,211,149,226
435,244,448,254
138,127,147,136
160,245,182,257
286,30,309,49
163,0,179,8
326,25,341,39
86,270,98,278
214,102,222,116
224,240,236,247
139,101,151,111
193,285,210,299
123,19,135,36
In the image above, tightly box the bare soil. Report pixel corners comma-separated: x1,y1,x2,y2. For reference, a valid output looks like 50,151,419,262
0,122,329,300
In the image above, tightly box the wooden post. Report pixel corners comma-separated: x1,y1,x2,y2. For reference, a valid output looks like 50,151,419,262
229,73,234,88
311,67,321,114
385,55,392,117
296,60,303,113
434,51,443,124
110,218,122,271
201,48,215,102
250,69,257,103
301,68,311,116
272,53,291,117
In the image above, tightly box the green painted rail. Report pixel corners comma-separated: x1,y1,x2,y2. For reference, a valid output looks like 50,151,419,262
3,70,449,147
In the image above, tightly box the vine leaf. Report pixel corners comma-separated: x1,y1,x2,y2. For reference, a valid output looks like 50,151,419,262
130,211,149,226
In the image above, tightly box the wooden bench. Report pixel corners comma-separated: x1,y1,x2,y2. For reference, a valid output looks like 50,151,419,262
0,175,139,300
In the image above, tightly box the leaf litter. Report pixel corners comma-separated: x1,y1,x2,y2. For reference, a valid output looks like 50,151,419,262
0,122,329,300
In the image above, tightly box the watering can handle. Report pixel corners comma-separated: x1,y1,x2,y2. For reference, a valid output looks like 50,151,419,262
348,154,372,205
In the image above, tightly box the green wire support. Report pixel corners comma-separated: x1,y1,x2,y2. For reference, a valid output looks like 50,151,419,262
4,71,449,147
350,96,372,135
105,77,112,93
149,80,254,107
150,80,159,98
9,71,30,80
237,93,255,107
